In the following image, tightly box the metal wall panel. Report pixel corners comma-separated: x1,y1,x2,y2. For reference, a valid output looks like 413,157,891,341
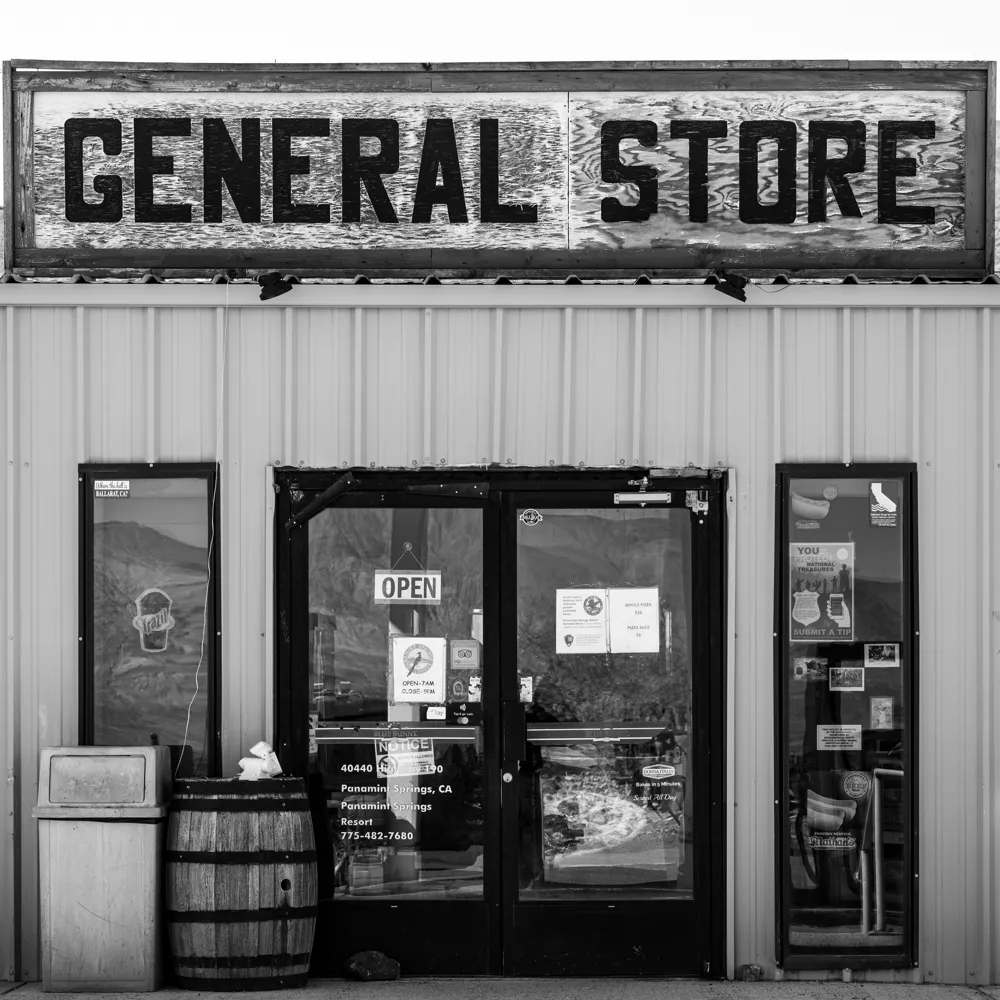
1,306,16,983
0,285,998,984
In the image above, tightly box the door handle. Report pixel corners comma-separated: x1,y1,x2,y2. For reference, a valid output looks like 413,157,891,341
502,702,527,761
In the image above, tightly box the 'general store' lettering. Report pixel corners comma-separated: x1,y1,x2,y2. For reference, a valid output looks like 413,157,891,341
63,116,937,226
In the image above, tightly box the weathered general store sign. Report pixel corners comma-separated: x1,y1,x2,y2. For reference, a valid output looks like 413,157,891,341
4,63,993,275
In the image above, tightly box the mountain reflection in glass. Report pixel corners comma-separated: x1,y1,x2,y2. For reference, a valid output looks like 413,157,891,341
515,508,694,900
91,478,212,774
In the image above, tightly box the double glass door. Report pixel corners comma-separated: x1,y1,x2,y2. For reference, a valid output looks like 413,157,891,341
275,472,725,977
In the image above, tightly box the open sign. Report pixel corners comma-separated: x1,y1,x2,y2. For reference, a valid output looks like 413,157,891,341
374,571,442,605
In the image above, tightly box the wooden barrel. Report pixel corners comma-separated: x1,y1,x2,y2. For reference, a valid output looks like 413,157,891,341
166,778,318,990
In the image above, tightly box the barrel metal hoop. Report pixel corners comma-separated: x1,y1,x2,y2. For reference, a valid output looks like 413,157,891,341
166,850,317,864
167,906,318,922
174,973,309,991
170,799,304,812
172,952,312,970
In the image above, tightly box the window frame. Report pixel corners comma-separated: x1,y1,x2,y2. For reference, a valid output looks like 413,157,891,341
773,463,919,971
78,462,222,775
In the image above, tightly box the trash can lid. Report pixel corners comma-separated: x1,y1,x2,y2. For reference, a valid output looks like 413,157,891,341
37,746,172,810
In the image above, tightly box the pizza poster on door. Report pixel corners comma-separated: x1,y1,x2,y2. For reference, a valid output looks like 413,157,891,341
389,636,446,703
789,543,855,642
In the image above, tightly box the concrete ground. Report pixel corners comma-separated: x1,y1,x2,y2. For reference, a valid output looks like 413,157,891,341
5,981,1000,1000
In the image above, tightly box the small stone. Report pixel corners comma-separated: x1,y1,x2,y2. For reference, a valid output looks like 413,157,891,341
344,950,401,981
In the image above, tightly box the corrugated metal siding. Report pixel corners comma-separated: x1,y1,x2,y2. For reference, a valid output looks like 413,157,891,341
0,286,997,984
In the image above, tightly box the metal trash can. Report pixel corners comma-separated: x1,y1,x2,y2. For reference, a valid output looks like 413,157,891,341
32,746,172,991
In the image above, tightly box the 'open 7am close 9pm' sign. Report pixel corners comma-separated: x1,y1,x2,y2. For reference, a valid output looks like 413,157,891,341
2,62,995,277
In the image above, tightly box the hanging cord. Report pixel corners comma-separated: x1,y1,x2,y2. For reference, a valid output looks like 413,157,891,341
177,282,230,779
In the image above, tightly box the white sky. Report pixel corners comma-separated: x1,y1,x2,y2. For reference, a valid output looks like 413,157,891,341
3,0,996,78
1,0,996,206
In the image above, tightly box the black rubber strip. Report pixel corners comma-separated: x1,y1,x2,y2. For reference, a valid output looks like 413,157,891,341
174,972,308,991
166,850,317,864
167,906,318,922
172,953,311,970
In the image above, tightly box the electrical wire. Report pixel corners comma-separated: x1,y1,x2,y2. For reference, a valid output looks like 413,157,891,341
177,282,230,779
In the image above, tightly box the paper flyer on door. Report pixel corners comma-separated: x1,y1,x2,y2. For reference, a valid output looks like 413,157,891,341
556,587,661,655
607,588,660,653
790,542,855,642
556,590,609,653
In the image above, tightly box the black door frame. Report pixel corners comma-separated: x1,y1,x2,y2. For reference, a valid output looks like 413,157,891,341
274,467,728,977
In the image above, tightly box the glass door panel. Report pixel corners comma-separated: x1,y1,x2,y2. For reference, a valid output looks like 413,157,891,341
306,505,486,902
514,507,694,901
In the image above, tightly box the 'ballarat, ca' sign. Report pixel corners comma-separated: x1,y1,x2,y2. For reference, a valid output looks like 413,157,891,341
4,62,994,277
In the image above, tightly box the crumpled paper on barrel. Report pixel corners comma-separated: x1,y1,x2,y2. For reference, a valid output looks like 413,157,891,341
237,740,283,780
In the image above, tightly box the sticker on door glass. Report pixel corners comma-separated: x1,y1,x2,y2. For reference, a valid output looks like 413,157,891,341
869,481,899,527
790,543,854,642
94,479,130,498
131,587,175,652
870,696,894,730
816,724,862,751
374,735,437,778
865,643,900,668
389,635,446,703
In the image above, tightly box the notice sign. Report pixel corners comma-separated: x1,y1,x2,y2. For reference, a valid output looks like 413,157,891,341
390,636,446,703
94,479,129,498
557,587,661,655
375,736,437,778
816,725,862,751
374,571,442,605
556,590,610,654
790,543,855,642
608,588,660,654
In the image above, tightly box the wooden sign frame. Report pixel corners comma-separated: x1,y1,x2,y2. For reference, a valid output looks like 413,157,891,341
3,60,995,279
